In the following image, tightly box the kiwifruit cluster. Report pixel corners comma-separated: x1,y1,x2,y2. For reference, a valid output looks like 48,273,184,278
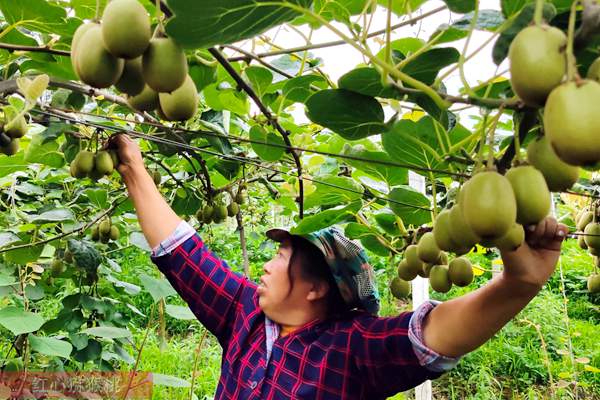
509,23,600,168
0,108,27,156
397,239,474,293
149,168,161,186
574,208,600,293
196,200,240,225
71,0,198,121
70,149,119,180
90,218,120,243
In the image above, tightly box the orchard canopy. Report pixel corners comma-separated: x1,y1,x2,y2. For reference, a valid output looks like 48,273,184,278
0,0,599,392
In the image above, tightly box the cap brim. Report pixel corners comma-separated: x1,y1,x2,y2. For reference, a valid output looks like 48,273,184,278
265,228,292,243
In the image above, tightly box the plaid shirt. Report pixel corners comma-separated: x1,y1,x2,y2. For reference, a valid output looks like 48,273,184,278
151,222,460,399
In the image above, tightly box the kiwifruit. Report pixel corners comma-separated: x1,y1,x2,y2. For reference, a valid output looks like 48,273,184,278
214,205,228,221
421,263,434,278
71,22,97,74
109,149,120,167
0,132,11,147
436,251,448,265
544,80,600,166
4,108,27,138
95,150,114,175
577,211,593,231
235,191,246,205
142,37,188,93
526,135,579,191
109,225,120,241
390,277,411,299
202,205,214,224
115,57,145,96
404,245,425,277
578,234,588,249
70,161,84,178
448,257,473,287
587,57,600,82
417,232,441,263
433,209,458,252
588,273,600,293
584,223,600,250
508,25,566,107
91,225,100,241
152,170,161,185
88,168,105,181
461,171,517,239
101,0,151,59
100,232,111,244
127,85,159,112
75,25,124,88
74,150,95,175
0,138,19,155
50,259,66,277
99,219,112,236
448,205,480,252
493,223,525,252
397,259,418,281
429,265,452,293
227,202,240,217
590,247,600,256
505,166,550,225
158,75,198,121
64,249,73,263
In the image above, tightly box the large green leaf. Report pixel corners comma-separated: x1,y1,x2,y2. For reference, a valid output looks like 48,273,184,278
165,0,313,48
139,273,177,303
29,209,75,224
338,67,401,98
341,145,407,187
282,75,327,104
382,117,445,171
401,48,460,86
67,239,102,271
377,0,427,15
304,176,363,209
0,0,67,35
28,335,73,358
165,304,196,320
82,326,132,339
153,373,191,388
388,186,431,226
291,201,361,234
249,125,285,162
0,153,28,177
442,0,476,13
306,89,386,140
0,307,44,335
24,133,65,168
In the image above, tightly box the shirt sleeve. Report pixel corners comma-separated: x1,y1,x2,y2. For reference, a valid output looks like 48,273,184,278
351,311,448,397
150,221,252,348
408,300,462,372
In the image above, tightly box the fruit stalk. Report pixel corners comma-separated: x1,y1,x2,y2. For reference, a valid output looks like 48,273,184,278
566,0,579,81
486,106,504,169
534,0,545,26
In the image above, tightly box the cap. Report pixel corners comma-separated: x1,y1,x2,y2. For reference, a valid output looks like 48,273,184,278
266,226,380,315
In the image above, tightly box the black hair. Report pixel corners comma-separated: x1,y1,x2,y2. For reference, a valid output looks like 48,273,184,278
285,235,349,318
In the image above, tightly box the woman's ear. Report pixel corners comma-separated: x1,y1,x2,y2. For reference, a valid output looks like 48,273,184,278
306,280,330,301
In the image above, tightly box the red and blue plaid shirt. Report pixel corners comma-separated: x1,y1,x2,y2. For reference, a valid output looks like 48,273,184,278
151,222,460,399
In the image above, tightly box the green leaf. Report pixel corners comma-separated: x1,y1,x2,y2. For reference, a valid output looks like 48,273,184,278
291,202,361,234
373,209,402,236
189,63,217,92
28,335,73,358
304,176,363,209
67,239,102,271
338,67,401,98
0,153,28,177
4,241,44,264
165,304,196,320
401,48,460,86
139,273,177,303
152,373,191,388
341,145,408,186
82,326,132,339
83,189,109,209
165,0,313,48
359,235,390,256
377,0,427,15
306,89,385,140
245,66,273,98
29,209,75,224
0,0,67,34
442,0,476,13
219,89,250,115
172,189,203,216
0,232,21,248
130,232,151,252
492,3,556,65
382,117,445,170
388,186,431,226
0,307,45,335
282,75,326,103
24,132,66,168
249,125,285,162
73,339,101,362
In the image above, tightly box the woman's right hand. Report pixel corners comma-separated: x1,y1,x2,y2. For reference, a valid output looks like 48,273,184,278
108,133,145,177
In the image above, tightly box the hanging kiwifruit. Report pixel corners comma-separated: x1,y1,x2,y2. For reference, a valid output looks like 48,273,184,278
72,150,95,176
577,211,593,231
115,57,145,96
421,263,434,278
91,225,100,241
544,80,600,166
101,0,151,59
397,259,418,281
448,205,480,252
74,25,124,88
99,218,112,236
127,85,159,112
429,265,452,293
95,150,114,175
461,171,517,239
227,202,240,217
50,259,66,277
417,232,441,264
202,205,214,224
214,205,228,222
403,245,425,278
4,108,27,139
584,223,600,250
109,225,120,241
448,257,473,287
493,223,525,252
433,209,458,252
578,234,588,249
505,165,550,225
588,273,600,293
158,75,199,121
71,22,98,74
152,170,161,185
526,135,579,192
142,37,188,93
390,277,411,299
508,25,566,107
0,138,19,155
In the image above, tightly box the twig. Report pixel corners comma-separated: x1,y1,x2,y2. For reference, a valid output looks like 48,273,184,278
0,42,70,56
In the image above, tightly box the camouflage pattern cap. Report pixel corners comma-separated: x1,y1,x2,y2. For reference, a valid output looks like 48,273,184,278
266,226,380,315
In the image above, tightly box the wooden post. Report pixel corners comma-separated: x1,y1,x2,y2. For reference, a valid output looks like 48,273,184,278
408,171,432,400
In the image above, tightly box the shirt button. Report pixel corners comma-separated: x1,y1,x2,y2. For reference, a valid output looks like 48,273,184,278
249,381,257,389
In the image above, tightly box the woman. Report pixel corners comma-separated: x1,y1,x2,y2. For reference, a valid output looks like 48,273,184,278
111,134,568,399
